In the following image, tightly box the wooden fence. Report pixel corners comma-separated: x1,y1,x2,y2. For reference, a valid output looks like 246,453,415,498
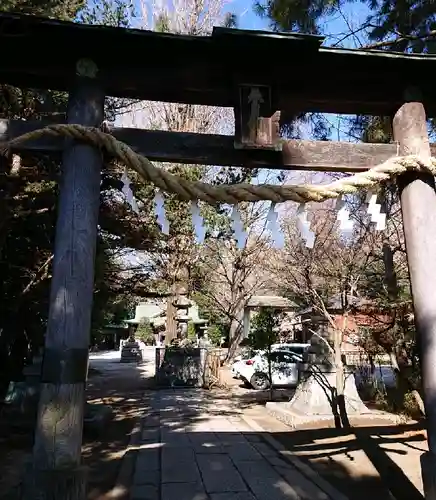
205,348,222,388
154,347,223,388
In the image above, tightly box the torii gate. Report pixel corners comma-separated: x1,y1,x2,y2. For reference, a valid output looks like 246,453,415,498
1,12,436,499
243,295,297,339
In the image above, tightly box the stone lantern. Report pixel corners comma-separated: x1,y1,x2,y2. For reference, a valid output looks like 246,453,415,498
193,319,209,346
173,296,192,339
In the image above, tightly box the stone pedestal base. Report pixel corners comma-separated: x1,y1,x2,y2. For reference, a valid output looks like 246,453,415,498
292,368,370,415
266,367,400,428
155,347,207,387
120,341,143,363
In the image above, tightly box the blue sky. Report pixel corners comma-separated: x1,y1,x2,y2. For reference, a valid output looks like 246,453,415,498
225,0,374,143
227,0,372,48
131,0,373,47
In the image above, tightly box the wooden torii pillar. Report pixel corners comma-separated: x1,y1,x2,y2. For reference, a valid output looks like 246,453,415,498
24,59,103,499
393,90,436,499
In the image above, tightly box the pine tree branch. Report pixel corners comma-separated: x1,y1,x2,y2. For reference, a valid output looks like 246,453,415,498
363,30,436,50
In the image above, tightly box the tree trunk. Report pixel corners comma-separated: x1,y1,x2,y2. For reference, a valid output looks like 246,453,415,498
226,311,243,361
166,291,177,344
165,261,189,345
333,328,350,428
389,350,425,415
381,242,424,413
267,343,273,401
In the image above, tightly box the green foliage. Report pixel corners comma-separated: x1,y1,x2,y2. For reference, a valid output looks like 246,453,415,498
253,0,436,146
92,260,136,336
193,291,231,345
367,0,436,53
348,116,392,146
254,0,340,33
0,0,92,397
254,0,436,54
0,0,145,399
194,291,225,324
78,0,135,26
251,0,428,411
136,319,154,344
206,324,227,346
155,13,171,32
248,308,281,351
187,322,197,339
246,308,282,398
0,0,85,20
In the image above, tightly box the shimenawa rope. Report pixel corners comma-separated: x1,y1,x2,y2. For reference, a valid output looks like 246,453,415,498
3,124,436,206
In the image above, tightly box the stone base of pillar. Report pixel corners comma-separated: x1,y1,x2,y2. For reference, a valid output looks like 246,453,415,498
266,366,401,428
421,452,436,500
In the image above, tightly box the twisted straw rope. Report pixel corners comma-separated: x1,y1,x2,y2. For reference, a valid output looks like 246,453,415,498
4,124,436,205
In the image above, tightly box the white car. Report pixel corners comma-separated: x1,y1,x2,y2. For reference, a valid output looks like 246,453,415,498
269,343,309,360
231,348,257,378
237,343,310,390
231,359,245,378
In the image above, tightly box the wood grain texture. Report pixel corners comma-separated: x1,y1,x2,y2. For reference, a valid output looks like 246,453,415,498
28,75,104,500
4,118,436,173
23,459,87,500
166,293,177,344
394,101,436,496
33,383,86,470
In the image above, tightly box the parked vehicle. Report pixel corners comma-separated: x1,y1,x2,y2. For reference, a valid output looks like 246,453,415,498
270,343,310,360
237,343,310,390
231,348,257,378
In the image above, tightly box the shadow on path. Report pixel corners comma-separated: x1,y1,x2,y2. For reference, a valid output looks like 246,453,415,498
124,388,425,500
251,416,425,500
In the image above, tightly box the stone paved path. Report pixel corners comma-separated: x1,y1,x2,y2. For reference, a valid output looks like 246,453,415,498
130,389,335,500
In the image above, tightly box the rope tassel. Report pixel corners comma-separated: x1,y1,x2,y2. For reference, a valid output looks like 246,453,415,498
153,191,169,235
335,196,353,234
296,204,315,249
366,191,386,231
121,168,139,214
266,203,285,248
231,205,247,249
190,200,206,244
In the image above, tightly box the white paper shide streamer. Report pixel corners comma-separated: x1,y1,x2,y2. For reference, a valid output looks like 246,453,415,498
296,204,315,249
121,168,139,214
267,203,284,248
231,205,247,249
153,190,170,235
366,191,386,231
335,196,354,234
190,200,206,244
